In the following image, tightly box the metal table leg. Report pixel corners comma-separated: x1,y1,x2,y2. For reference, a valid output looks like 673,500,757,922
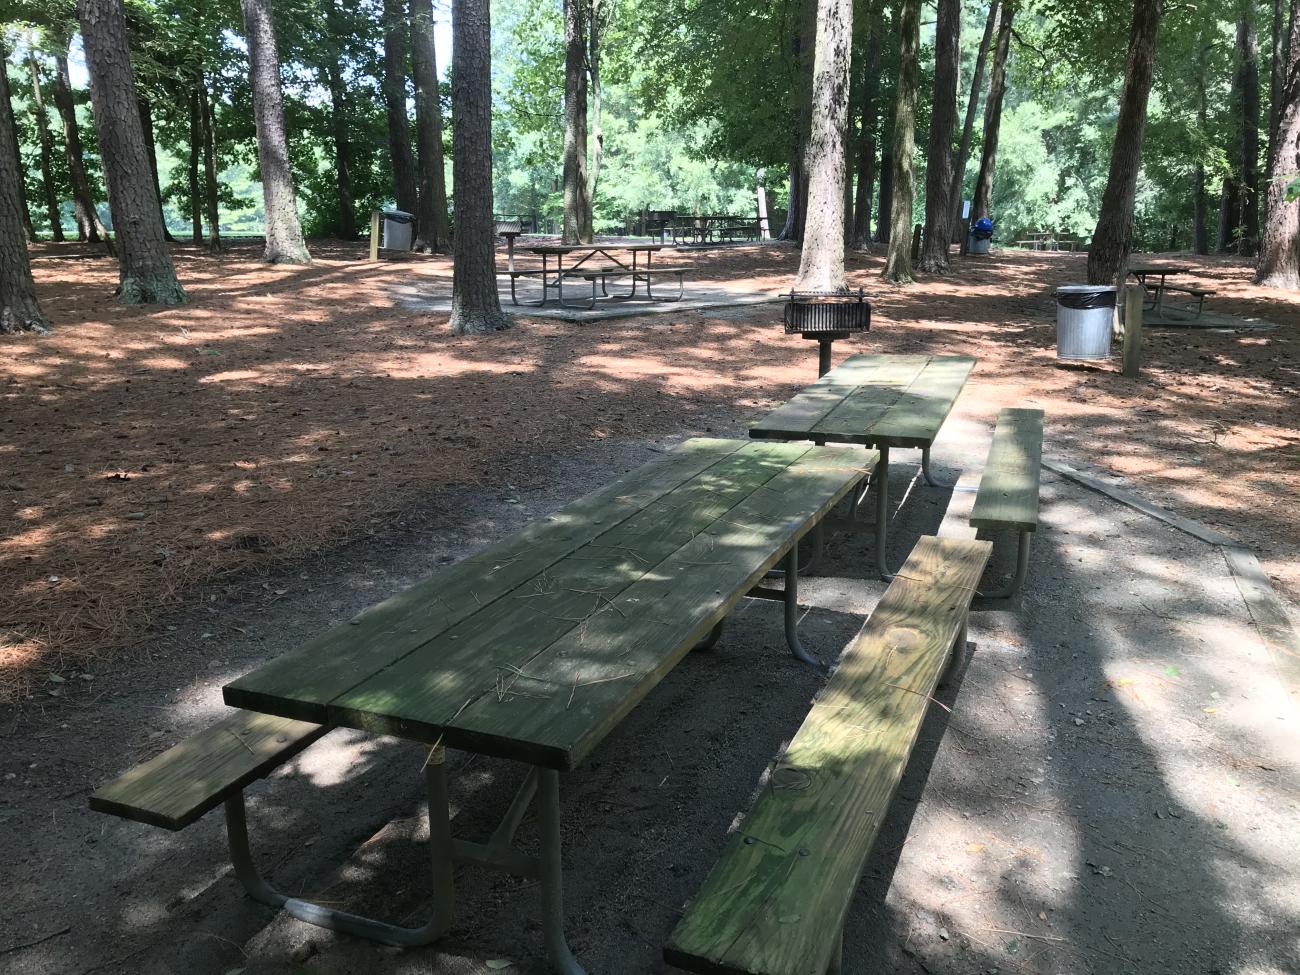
920,445,954,488
783,542,823,669
693,619,725,650
538,769,587,975
875,445,893,581
224,753,455,947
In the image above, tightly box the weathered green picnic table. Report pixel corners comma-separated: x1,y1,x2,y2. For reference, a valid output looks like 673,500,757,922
219,437,875,973
749,353,976,579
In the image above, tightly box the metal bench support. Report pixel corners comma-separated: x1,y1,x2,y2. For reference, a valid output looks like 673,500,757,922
977,529,1033,601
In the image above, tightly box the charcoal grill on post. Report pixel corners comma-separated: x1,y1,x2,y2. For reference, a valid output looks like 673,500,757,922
782,289,872,376
494,218,523,272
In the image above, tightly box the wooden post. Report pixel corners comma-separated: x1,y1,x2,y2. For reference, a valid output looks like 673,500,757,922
910,223,923,261
1122,283,1143,378
369,209,381,261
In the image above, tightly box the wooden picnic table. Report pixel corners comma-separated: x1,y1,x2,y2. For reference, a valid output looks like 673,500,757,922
515,243,663,308
749,353,976,580
222,437,875,972
1128,261,1196,316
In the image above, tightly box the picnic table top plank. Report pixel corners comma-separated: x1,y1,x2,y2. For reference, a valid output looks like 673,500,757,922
223,438,750,723
449,446,879,769
970,407,1044,533
227,439,874,770
749,354,975,448
665,535,991,975
525,243,664,255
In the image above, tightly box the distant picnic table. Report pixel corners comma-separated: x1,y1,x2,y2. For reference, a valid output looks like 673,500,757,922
509,242,692,310
749,353,976,579
1128,261,1216,318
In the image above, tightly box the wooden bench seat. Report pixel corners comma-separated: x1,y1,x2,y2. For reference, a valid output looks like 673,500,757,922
90,710,326,830
665,535,992,975
940,406,1043,600
1152,283,1215,317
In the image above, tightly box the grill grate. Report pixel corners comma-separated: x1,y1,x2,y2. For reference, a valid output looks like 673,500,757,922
782,290,872,335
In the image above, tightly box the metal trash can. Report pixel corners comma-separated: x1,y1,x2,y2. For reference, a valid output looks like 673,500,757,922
382,210,414,251
1055,284,1115,360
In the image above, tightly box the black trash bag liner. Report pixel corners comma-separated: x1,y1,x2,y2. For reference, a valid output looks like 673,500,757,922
383,211,415,224
1055,288,1116,310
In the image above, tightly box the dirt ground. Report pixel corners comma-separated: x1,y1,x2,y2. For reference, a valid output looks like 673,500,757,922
2,239,1299,974
4,240,1298,700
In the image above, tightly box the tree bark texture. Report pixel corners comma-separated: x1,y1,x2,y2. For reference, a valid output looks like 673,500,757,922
0,49,51,333
562,0,593,244
411,0,450,251
794,0,854,291
450,0,512,334
585,0,603,242
1193,37,1209,255
969,3,1013,232
1268,0,1285,174
1217,177,1240,251
53,51,108,244
876,138,893,241
1238,8,1261,255
77,0,187,304
188,85,203,241
850,25,881,249
1257,0,1300,285
1,48,35,243
198,76,222,252
881,0,920,282
382,0,419,217
241,0,311,263
919,0,960,271
28,54,66,242
324,61,356,237
780,0,817,241
1086,0,1163,287
138,96,175,241
949,0,998,244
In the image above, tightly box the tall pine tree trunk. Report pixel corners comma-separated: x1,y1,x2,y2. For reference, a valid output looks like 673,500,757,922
450,0,511,333
876,138,893,241
77,0,186,304
969,3,1013,233
1268,0,1285,175
1257,0,1300,285
241,0,311,263
138,96,175,241
2,46,36,244
382,0,418,216
325,66,356,239
1193,37,1209,255
1238,8,1261,255
881,0,920,283
919,0,960,271
1,43,50,332
850,24,881,249
188,85,203,242
53,50,108,245
1217,178,1240,251
411,0,450,251
562,0,592,244
949,0,998,243
27,53,65,242
584,0,603,243
794,0,854,291
197,75,222,252
1086,0,1163,287
780,0,817,241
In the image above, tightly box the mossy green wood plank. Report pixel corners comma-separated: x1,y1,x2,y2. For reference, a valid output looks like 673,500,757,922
89,712,326,831
970,408,1044,533
449,446,877,770
223,438,749,722
828,355,975,447
327,442,816,746
747,385,857,441
665,536,991,975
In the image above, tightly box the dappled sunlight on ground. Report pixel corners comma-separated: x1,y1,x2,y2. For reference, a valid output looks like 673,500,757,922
3,238,1298,702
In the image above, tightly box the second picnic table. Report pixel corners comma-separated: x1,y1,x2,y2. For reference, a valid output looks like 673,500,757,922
220,437,874,973
748,353,976,579
514,242,664,309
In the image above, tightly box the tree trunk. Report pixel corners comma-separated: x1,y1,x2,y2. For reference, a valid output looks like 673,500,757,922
850,25,881,249
382,0,419,217
881,0,920,283
876,138,893,241
241,0,311,263
2,50,36,243
197,75,222,253
843,89,855,239
1086,0,1163,287
1193,36,1209,255
1268,0,1286,175
969,3,1013,231
1217,177,1240,252
562,0,592,244
449,0,511,333
138,96,175,241
1257,0,1300,285
1239,8,1261,255
77,0,186,304
188,85,203,242
411,0,450,251
780,0,817,241
949,0,998,243
584,0,603,243
27,53,66,242
53,50,108,245
1,42,50,333
918,0,960,271
324,65,356,239
794,0,854,291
